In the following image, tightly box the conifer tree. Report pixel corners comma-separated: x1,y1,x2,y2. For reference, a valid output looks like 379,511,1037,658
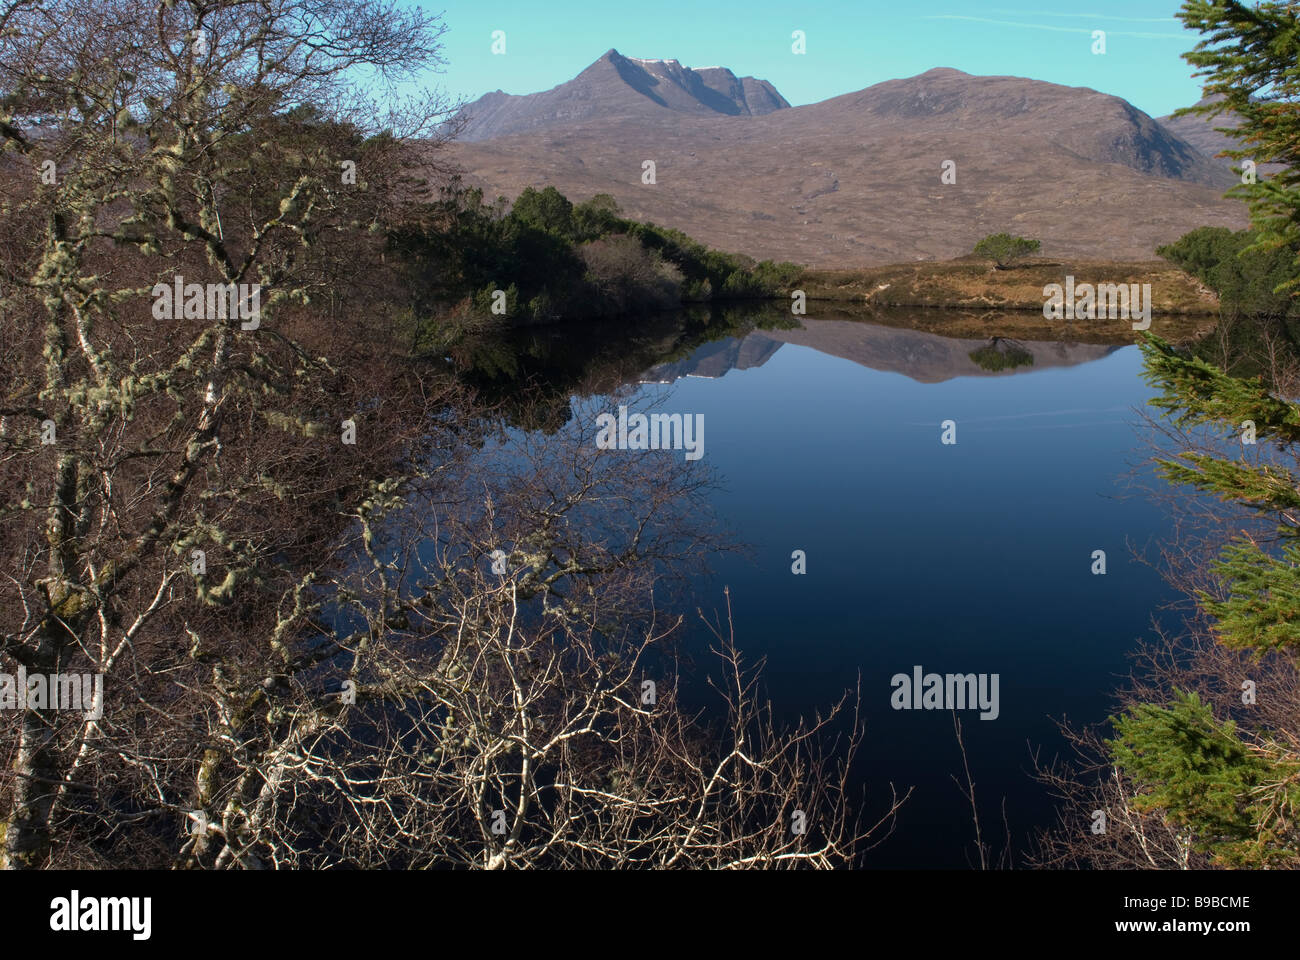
1101,1,1300,867
1116,335,1300,865
1177,0,1300,290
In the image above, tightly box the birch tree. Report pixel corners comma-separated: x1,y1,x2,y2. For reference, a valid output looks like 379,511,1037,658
0,0,451,867
0,0,886,870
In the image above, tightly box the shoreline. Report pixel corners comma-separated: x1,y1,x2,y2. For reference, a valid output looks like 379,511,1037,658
792,256,1219,314
778,256,1220,343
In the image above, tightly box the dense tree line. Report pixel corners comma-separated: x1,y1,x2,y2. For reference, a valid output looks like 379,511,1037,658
389,183,802,335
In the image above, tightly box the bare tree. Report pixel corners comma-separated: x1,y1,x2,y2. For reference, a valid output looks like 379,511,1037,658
0,0,455,867
194,403,900,869
0,3,887,868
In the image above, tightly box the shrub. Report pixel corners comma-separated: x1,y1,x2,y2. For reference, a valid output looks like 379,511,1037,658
580,235,683,314
572,193,622,240
471,281,519,321
751,259,803,294
509,185,574,238
973,232,1040,269
1157,226,1299,320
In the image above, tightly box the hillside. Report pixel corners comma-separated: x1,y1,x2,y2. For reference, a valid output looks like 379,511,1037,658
1156,96,1286,177
445,60,1247,267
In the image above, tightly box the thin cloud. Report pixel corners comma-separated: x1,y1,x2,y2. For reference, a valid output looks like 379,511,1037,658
923,15,1185,39
991,9,1180,23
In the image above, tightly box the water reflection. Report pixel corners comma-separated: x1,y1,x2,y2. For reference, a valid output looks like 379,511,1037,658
640,319,1121,385
442,302,1173,867
448,302,1130,431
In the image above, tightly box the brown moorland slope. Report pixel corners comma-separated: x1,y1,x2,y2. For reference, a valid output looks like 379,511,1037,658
1156,95,1286,178
445,57,1247,267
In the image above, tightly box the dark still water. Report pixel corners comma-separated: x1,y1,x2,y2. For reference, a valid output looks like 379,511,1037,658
469,306,1181,868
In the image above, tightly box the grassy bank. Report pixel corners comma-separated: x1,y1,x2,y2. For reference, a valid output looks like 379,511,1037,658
797,257,1220,311
788,256,1223,343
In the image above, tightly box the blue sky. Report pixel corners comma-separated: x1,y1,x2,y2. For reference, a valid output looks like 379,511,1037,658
419,1,1211,119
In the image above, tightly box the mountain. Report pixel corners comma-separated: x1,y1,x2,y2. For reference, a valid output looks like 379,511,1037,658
453,49,789,141
797,68,1226,187
1158,97,1237,160
1156,96,1284,177
446,60,1247,267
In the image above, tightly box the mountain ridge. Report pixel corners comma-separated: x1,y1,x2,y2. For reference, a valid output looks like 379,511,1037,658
453,48,790,141
445,55,1247,267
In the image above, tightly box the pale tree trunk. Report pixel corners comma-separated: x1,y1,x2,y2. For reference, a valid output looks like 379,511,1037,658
4,452,83,868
